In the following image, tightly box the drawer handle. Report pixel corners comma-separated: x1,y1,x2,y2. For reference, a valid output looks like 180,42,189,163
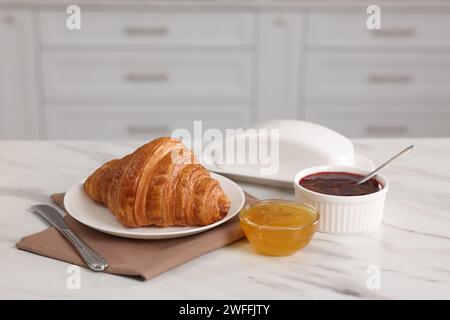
124,26,169,36
371,28,416,38
273,16,286,27
366,125,408,135
368,74,412,84
126,125,169,135
125,73,169,83
3,14,14,24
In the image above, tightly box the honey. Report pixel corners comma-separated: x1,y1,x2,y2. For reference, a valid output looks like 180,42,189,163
239,200,319,256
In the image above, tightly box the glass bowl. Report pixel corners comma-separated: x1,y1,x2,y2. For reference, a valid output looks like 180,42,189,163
239,199,319,256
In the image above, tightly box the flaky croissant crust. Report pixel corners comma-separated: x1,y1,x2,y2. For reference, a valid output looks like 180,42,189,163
84,137,230,227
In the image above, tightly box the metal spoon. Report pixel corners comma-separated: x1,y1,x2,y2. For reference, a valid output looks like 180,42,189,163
356,145,415,185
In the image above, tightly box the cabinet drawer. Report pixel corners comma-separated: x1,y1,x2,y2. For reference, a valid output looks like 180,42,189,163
308,13,450,48
44,106,252,139
43,51,252,102
306,53,450,101
305,108,450,138
39,11,255,47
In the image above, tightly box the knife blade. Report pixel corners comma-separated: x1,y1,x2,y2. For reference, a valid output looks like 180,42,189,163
30,204,109,272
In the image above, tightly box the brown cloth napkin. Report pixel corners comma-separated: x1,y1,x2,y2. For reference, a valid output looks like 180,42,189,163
16,192,257,280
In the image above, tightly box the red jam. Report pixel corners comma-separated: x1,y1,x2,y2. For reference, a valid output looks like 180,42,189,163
299,172,382,196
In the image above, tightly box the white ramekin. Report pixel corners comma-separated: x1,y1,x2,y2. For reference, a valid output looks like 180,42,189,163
294,165,388,234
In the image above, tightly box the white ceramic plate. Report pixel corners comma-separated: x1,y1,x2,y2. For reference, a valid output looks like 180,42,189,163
64,173,245,239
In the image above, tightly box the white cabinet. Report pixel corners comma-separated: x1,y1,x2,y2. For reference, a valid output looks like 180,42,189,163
39,11,255,48
37,10,256,139
304,11,450,138
45,106,251,139
0,10,38,139
308,13,450,48
42,51,252,103
257,13,304,121
1,7,450,140
305,102,450,138
306,52,450,101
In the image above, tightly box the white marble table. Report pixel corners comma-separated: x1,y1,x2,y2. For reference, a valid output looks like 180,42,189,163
0,138,449,299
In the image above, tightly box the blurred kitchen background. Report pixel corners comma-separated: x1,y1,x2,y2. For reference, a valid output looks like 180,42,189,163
1,0,450,140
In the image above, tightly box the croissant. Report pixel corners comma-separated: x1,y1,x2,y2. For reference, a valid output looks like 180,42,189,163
83,137,230,227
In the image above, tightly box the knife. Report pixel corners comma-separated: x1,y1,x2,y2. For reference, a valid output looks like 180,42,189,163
30,204,109,272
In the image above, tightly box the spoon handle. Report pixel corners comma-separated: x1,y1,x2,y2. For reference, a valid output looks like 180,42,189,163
357,145,415,185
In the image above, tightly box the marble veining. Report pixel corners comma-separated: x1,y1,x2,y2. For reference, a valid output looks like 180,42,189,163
0,138,449,299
